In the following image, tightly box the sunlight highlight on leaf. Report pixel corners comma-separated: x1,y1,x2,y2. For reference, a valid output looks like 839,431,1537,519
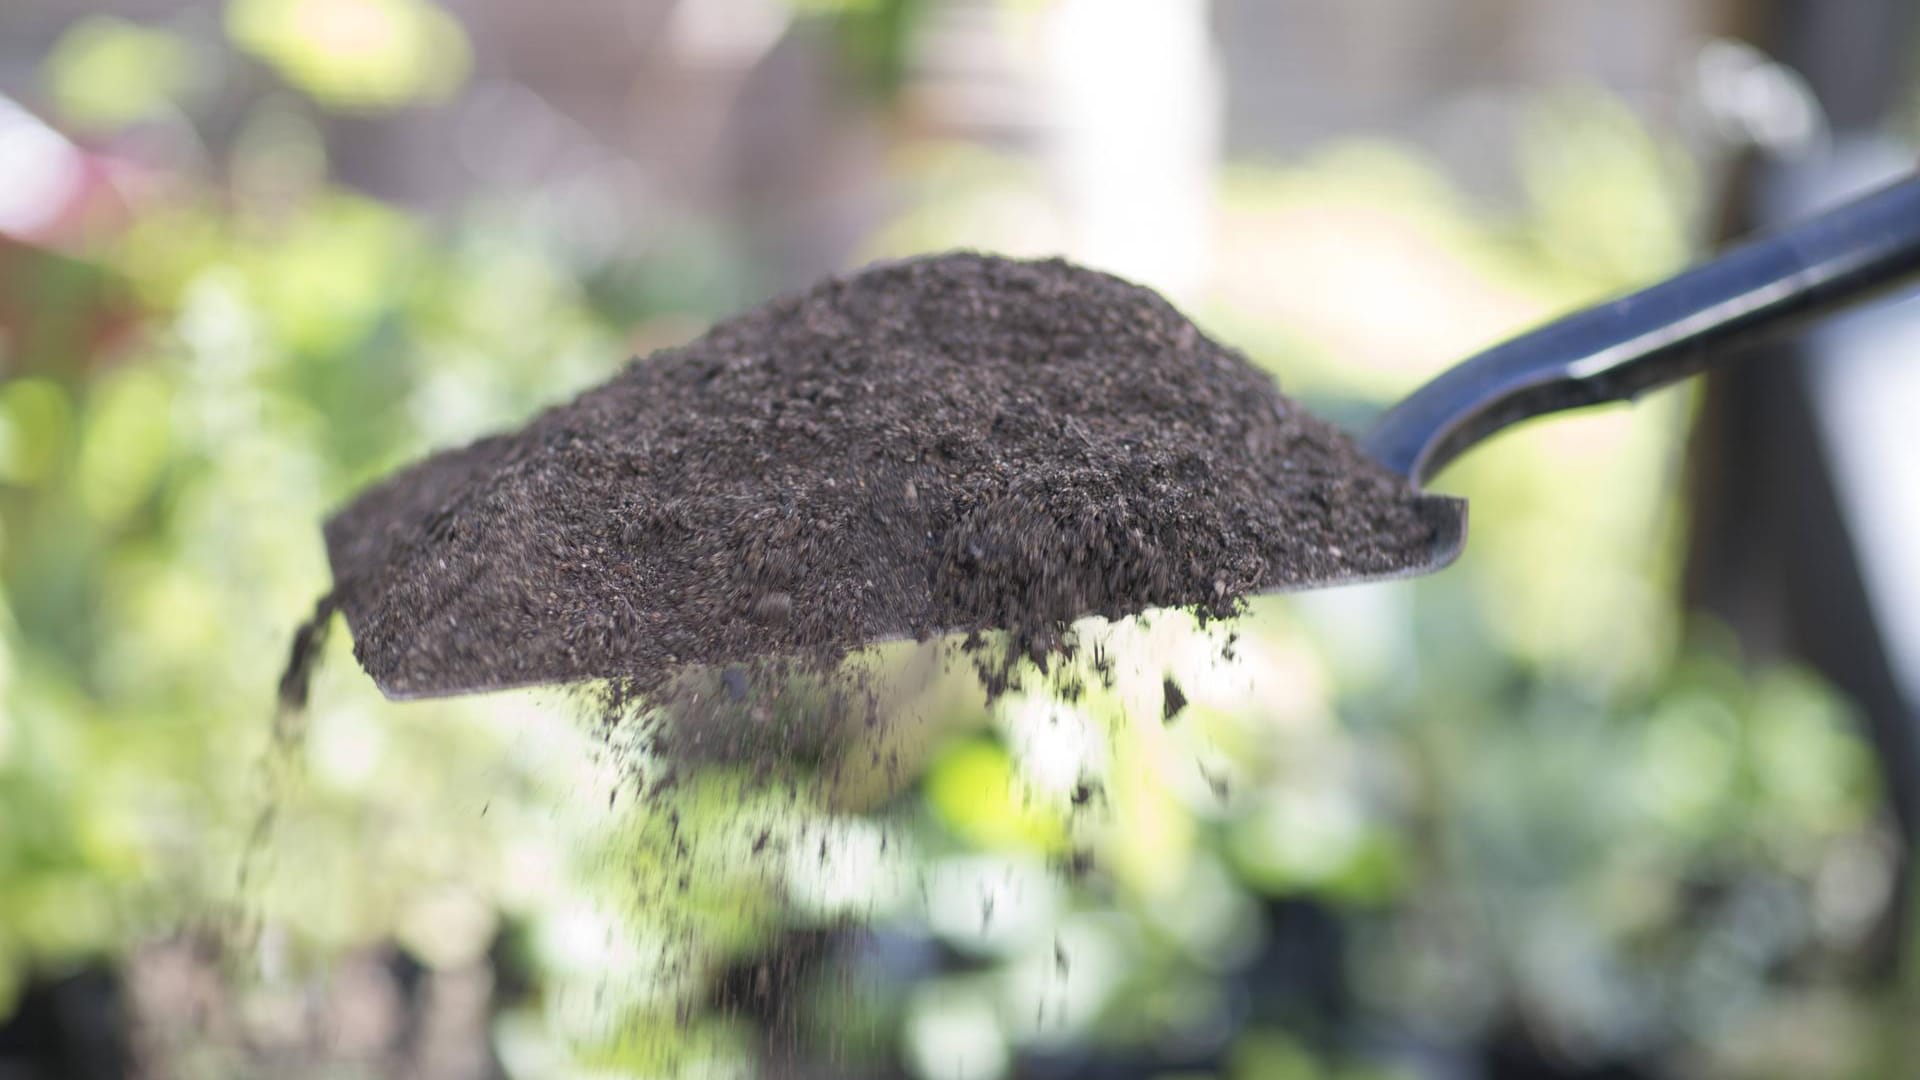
44,17,198,131
226,0,471,110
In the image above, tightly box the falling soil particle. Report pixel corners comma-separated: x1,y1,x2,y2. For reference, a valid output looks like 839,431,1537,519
1161,677,1188,724
317,252,1436,701
275,593,338,718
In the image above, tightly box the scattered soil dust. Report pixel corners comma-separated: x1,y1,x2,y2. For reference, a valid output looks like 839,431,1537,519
278,251,1443,1064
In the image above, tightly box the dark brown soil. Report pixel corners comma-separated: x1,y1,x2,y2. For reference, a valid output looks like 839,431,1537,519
321,252,1436,701
1162,677,1188,723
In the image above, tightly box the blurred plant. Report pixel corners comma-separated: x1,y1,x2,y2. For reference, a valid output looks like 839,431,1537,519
42,17,205,132
789,0,928,98
2,14,731,1071
227,0,472,110
844,85,1893,1080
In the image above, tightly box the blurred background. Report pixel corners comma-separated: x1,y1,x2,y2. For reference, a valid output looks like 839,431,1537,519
3,0,1919,1077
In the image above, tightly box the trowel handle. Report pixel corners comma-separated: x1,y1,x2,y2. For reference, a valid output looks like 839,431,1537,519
1365,172,1920,486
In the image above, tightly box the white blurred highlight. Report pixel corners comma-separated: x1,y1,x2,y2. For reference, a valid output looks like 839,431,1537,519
1041,0,1222,302
0,95,84,240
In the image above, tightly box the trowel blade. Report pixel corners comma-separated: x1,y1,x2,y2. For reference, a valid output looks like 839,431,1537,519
1258,492,1467,595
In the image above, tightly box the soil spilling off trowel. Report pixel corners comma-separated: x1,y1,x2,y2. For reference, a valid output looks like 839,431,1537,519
316,253,1436,702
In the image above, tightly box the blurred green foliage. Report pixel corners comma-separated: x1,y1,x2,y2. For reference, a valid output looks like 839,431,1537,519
0,5,1905,1079
228,0,472,109
43,17,203,131
791,0,928,97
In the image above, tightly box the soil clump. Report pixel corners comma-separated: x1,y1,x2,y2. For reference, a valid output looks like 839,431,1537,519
316,252,1436,702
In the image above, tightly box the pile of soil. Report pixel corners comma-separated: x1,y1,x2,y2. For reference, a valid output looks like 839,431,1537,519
321,253,1437,701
